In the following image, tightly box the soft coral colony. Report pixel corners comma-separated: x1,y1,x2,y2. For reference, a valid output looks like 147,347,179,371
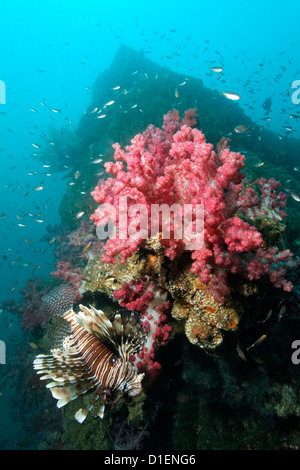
90,109,296,302
34,109,298,422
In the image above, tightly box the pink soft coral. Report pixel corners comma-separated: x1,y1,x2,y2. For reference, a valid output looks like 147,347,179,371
90,110,296,302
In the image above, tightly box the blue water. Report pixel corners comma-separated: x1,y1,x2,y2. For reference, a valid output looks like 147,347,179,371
0,0,299,450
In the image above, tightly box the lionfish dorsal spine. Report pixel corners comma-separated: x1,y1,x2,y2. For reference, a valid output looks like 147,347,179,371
70,305,119,353
111,310,146,361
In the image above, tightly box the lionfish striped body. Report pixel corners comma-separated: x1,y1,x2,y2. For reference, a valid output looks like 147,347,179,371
33,305,145,423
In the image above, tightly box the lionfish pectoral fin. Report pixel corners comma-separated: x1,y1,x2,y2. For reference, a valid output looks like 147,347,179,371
51,384,79,407
75,404,93,424
97,403,106,419
96,391,107,419
33,346,96,408
74,385,107,423
74,390,106,422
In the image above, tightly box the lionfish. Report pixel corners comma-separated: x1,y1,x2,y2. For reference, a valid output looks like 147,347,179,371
33,304,145,423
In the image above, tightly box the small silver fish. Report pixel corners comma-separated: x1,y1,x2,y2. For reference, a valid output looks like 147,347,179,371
221,91,240,101
250,354,263,364
278,305,286,322
236,342,247,361
246,334,266,351
270,209,282,221
258,310,272,323
210,66,223,73
34,185,43,191
104,100,114,107
234,125,253,134
289,191,300,202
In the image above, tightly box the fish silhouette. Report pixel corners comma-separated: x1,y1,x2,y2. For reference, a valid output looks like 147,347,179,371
262,97,272,114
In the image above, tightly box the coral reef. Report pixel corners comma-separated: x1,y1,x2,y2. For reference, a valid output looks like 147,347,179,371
4,46,300,451
50,261,84,301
